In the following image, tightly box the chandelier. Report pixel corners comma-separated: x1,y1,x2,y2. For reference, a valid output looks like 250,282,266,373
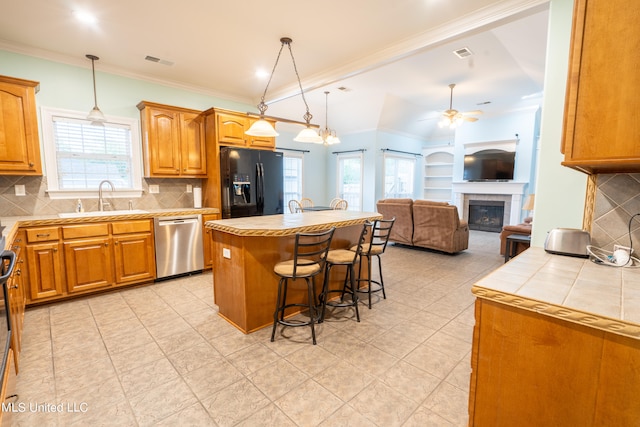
319,91,340,145
245,37,323,143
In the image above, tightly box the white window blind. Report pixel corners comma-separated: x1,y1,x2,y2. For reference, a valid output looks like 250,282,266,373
53,117,133,190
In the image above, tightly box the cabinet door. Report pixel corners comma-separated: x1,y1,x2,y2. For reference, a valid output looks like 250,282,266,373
562,0,640,173
216,112,248,146
180,112,207,176
8,231,26,372
202,214,219,269
63,237,114,293
26,242,64,301
113,233,156,285
247,118,276,149
145,107,182,176
0,76,42,175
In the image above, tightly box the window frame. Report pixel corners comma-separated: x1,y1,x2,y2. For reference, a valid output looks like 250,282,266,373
283,151,304,209
383,152,416,199
336,152,363,211
41,106,143,200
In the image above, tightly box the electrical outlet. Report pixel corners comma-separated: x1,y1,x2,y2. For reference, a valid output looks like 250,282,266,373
186,184,193,193
149,184,160,194
223,248,231,259
15,184,26,196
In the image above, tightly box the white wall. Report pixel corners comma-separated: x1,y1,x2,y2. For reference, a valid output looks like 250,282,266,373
532,0,586,247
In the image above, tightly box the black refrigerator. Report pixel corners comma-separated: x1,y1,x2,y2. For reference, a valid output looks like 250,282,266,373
220,147,284,219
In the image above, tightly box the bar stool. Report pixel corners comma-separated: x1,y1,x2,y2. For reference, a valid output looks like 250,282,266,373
271,227,335,345
352,218,395,309
318,221,372,323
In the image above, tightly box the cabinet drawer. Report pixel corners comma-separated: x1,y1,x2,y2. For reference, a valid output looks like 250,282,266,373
112,220,152,235
26,227,60,243
62,223,109,239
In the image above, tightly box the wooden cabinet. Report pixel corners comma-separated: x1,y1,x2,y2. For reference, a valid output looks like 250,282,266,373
469,298,640,425
23,219,156,305
25,227,64,302
7,231,26,373
0,75,42,175
112,220,155,285
62,223,114,294
215,110,276,149
561,0,640,174
202,214,219,269
137,101,206,177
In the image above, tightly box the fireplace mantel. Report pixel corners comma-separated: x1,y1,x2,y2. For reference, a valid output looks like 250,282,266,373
452,181,527,226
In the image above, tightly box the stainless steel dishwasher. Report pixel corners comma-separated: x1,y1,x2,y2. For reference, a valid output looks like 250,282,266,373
154,214,204,280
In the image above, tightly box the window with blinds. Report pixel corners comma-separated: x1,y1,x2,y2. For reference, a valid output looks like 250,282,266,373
41,107,143,198
53,118,133,190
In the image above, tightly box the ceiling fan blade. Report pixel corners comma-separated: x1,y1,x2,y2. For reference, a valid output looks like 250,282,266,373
463,116,479,122
462,110,483,115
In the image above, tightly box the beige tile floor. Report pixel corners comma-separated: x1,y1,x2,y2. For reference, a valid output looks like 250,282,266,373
8,230,503,426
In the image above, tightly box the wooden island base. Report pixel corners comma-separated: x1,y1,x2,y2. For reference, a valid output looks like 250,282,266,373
207,211,382,333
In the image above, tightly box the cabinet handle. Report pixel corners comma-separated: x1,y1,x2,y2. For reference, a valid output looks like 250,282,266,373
15,269,21,277
29,162,34,167
114,241,119,245
104,242,109,247
12,245,19,250
10,283,18,289
37,233,50,238
15,238,22,243
53,248,58,252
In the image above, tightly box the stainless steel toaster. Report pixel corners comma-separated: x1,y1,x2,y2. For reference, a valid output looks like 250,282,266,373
544,228,591,258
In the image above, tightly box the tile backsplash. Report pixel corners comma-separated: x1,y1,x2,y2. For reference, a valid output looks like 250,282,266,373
590,173,640,252
0,175,203,217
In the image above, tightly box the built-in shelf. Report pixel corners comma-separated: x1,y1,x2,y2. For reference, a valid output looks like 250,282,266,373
423,148,454,202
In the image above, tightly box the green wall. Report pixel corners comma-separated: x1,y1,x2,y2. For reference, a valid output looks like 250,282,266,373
532,0,586,247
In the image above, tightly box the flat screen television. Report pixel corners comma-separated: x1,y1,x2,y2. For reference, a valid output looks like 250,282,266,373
463,149,515,181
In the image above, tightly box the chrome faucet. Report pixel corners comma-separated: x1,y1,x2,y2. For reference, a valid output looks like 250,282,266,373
98,180,115,211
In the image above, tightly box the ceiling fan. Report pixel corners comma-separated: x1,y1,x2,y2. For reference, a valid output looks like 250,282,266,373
438,83,482,129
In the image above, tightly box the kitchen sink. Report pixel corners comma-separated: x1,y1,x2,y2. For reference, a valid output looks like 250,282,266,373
58,209,149,218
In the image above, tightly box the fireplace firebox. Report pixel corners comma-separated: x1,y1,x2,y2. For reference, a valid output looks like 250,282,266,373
468,200,505,232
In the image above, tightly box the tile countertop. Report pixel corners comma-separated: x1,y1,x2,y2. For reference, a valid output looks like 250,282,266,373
1,207,220,248
472,247,640,340
205,210,382,237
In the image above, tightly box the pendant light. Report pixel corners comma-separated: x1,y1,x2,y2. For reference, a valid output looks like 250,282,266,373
86,54,106,124
319,91,340,145
245,37,323,143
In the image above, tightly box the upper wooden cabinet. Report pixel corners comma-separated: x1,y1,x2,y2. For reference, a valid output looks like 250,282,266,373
561,0,640,174
0,75,42,175
215,110,276,149
137,101,207,177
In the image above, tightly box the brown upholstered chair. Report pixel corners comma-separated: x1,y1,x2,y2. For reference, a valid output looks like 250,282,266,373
375,198,413,245
499,217,533,255
412,200,469,254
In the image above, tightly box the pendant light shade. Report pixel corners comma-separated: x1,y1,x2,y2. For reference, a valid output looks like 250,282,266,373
86,54,106,124
246,119,279,137
246,37,319,142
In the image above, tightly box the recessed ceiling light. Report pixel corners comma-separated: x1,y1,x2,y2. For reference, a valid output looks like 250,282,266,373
255,68,270,79
73,10,97,25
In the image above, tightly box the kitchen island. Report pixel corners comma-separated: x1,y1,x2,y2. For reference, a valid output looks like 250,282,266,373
469,247,640,426
205,210,382,333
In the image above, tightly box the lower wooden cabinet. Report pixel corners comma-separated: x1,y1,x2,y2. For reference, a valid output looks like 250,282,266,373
25,240,64,301
7,231,26,373
469,298,640,426
113,225,155,285
202,214,219,269
23,219,156,305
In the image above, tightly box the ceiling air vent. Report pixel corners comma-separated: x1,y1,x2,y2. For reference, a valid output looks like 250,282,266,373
145,55,174,66
337,86,352,92
453,47,473,59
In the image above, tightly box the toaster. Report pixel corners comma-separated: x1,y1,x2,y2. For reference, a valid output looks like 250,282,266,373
544,228,591,258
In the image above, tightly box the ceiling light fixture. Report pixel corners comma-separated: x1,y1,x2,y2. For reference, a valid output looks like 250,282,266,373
319,91,340,145
86,54,106,124
245,37,322,143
